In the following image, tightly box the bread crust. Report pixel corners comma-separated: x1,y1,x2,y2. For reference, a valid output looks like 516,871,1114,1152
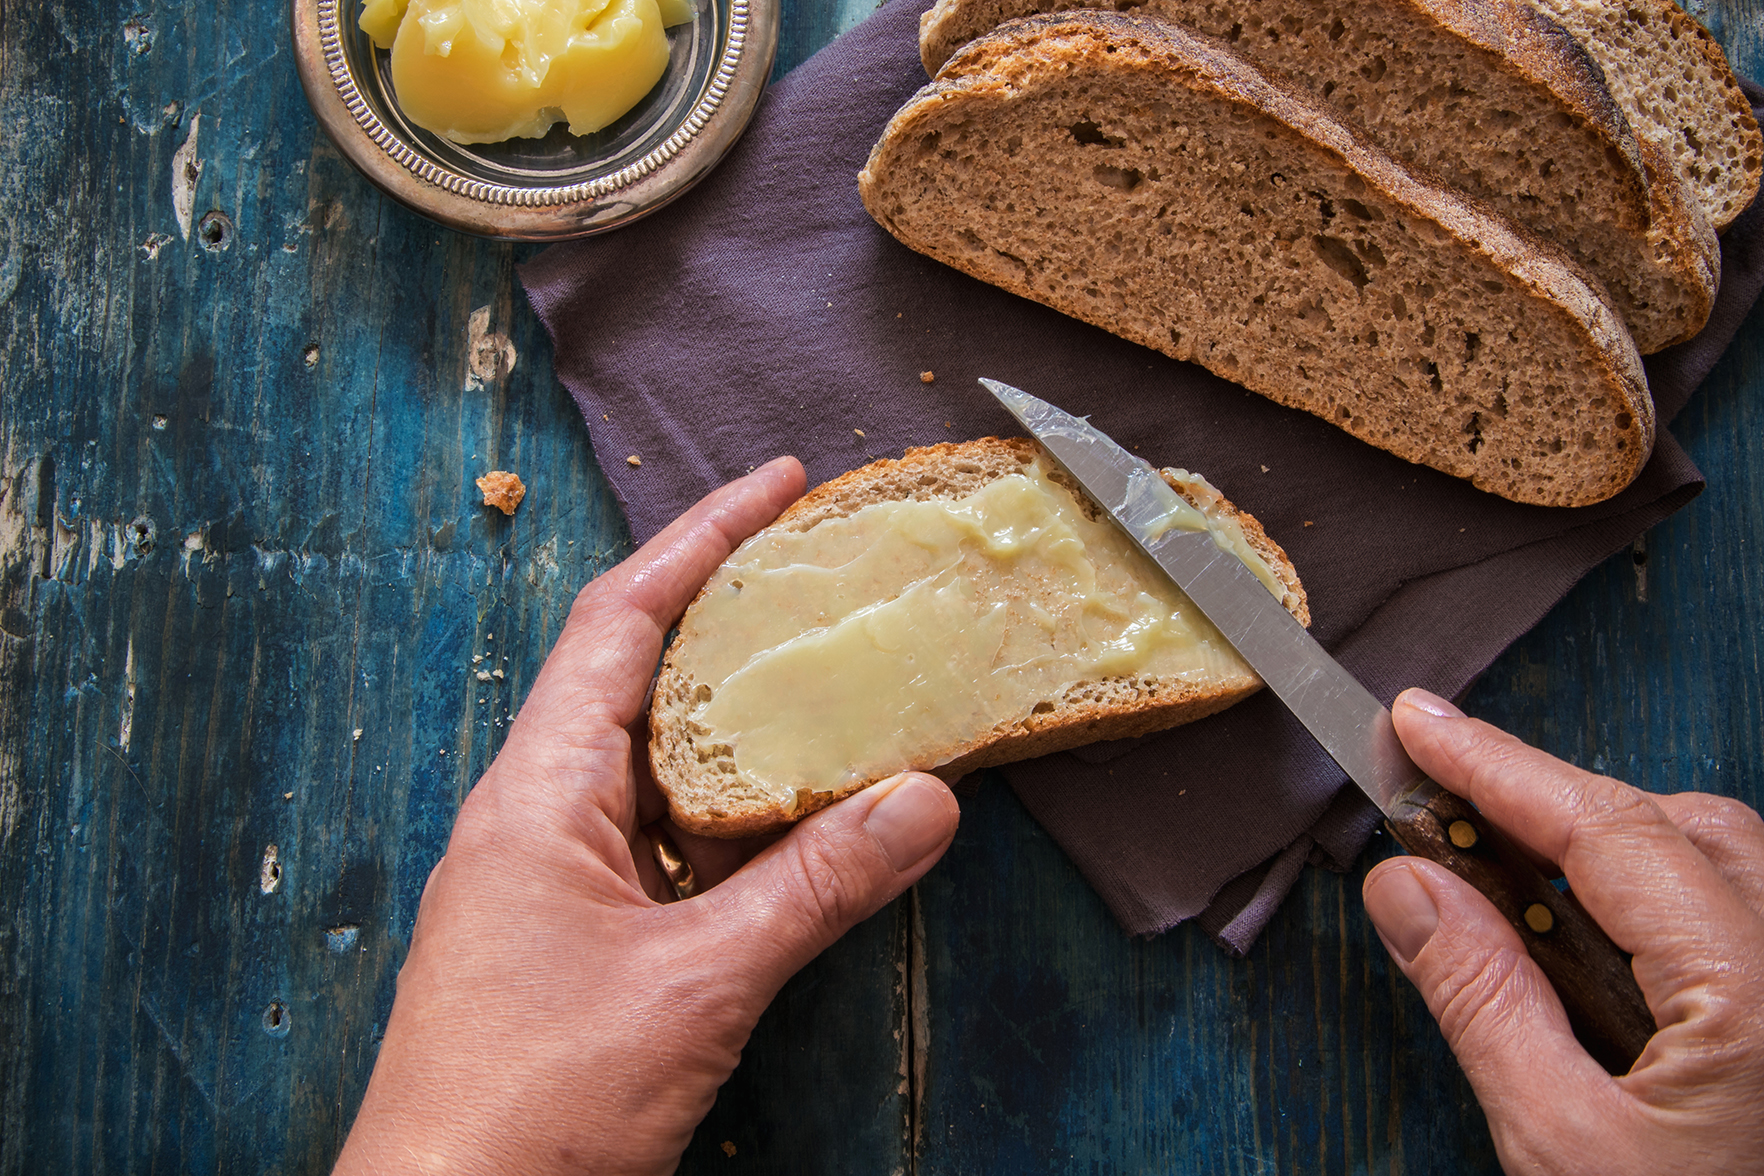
648,437,1308,838
861,13,1656,506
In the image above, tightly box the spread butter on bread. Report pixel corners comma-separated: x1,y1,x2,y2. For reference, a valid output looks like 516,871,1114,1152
649,438,1307,838
859,13,1655,507
920,0,1718,353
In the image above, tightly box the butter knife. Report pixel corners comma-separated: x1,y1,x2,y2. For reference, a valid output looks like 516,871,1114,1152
983,377,1655,1074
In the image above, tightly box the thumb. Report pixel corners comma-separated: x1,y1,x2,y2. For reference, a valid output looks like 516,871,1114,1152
707,772,960,990
1363,858,1623,1159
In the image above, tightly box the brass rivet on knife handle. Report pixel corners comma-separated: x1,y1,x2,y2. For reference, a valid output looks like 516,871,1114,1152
1384,778,1655,1075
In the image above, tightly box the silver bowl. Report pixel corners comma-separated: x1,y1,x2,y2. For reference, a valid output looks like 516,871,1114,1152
291,0,778,238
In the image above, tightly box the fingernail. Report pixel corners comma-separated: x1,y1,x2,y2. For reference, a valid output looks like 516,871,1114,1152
865,775,958,872
1400,688,1464,720
1364,864,1439,964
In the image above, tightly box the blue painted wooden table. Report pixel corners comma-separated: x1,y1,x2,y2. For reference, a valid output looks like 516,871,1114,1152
1,0,1759,1171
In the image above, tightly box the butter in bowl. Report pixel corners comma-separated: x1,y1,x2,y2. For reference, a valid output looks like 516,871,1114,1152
291,0,779,238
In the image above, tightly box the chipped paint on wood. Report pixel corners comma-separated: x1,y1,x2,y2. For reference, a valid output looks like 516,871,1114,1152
172,113,202,240
2,0,1761,1171
465,305,517,390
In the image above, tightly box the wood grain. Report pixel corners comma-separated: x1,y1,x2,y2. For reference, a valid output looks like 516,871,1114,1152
1,0,1760,1171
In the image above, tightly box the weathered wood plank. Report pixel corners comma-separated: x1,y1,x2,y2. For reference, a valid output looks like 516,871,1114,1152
0,1,910,1172
4,0,1762,1171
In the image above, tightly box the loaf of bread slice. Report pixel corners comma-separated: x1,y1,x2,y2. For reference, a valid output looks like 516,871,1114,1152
649,438,1308,838
919,0,1717,353
1527,0,1760,232
860,13,1656,506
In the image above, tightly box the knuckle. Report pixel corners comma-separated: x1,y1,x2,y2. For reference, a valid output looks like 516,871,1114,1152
567,575,614,626
1558,775,1671,858
777,834,865,937
1678,793,1764,843
1431,946,1536,1053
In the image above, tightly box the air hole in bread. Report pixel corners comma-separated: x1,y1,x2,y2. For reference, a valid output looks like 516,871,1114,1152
1094,164,1143,191
1312,234,1368,287
1069,119,1125,147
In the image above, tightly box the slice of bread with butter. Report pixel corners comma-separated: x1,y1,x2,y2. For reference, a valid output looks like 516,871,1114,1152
919,0,1719,354
859,13,1656,507
649,438,1307,838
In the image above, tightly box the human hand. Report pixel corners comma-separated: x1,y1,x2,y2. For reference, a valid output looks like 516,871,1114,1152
332,457,961,1176
1364,688,1764,1176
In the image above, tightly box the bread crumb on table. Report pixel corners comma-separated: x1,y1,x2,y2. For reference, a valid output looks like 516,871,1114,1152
920,370,935,383
627,454,642,467
475,470,526,515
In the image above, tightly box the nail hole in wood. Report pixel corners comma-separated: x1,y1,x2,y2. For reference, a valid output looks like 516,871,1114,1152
197,210,234,253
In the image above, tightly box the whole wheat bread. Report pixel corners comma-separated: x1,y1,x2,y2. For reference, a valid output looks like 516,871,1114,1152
649,438,1308,838
919,0,1717,352
859,13,1656,506
1527,0,1760,232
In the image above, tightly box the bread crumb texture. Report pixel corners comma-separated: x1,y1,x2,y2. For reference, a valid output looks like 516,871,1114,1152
860,15,1656,506
475,470,526,515
919,0,1720,353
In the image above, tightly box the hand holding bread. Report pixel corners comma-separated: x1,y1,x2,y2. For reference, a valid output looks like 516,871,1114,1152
333,459,960,1176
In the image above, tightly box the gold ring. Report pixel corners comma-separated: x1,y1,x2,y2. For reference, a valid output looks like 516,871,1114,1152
646,826,698,902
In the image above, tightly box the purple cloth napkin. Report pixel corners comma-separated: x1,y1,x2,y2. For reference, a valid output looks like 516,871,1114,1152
520,4,1764,951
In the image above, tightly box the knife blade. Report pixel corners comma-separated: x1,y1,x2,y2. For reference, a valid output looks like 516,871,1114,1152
983,377,1655,1074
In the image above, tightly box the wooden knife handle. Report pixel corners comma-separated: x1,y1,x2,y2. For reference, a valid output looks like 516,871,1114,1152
1384,778,1655,1074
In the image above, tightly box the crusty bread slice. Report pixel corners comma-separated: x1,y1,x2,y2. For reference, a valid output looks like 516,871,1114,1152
649,438,1308,838
859,13,1656,506
1527,0,1760,232
919,0,1717,352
